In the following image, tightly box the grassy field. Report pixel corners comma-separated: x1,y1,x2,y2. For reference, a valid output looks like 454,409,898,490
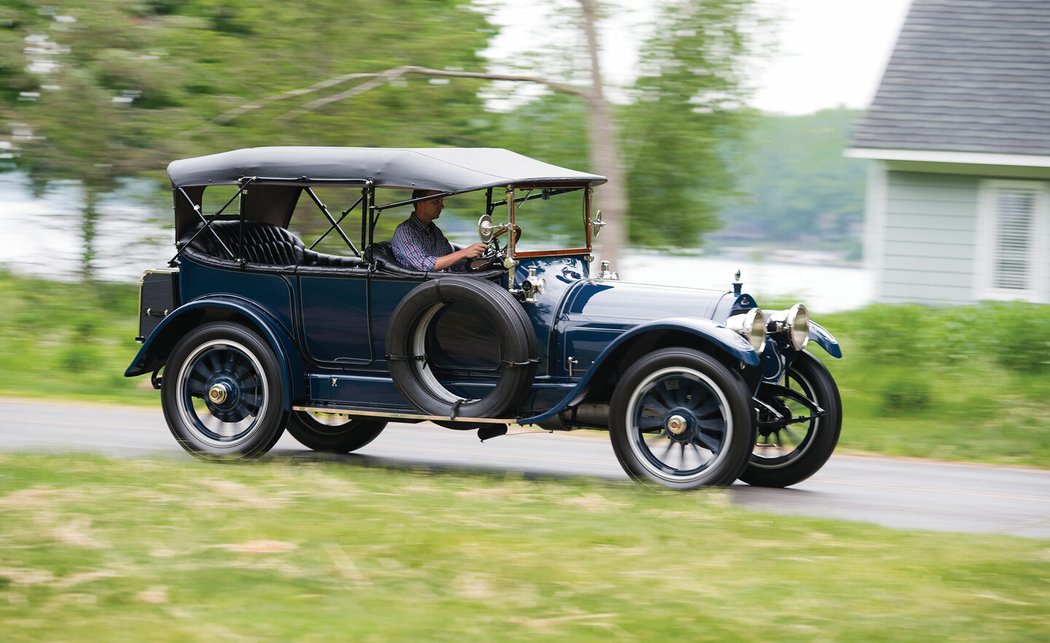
820,302,1050,467
1,269,1049,468
0,453,1047,641
0,271,154,406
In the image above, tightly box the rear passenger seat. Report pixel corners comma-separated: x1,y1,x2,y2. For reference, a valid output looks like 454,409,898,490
182,220,363,269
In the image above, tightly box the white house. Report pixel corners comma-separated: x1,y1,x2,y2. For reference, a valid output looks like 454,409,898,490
848,0,1050,304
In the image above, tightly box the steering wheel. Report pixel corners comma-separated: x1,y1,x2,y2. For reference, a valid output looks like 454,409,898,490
471,215,522,271
469,237,504,271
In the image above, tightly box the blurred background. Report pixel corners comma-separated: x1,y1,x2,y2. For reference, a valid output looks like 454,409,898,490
1,0,1048,468
0,0,912,311
1,4,1048,639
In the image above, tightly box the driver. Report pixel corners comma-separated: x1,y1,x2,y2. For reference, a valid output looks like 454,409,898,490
391,189,487,272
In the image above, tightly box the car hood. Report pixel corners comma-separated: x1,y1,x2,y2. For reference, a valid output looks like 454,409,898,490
559,280,739,326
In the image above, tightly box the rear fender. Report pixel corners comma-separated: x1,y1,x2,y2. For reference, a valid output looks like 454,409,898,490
519,317,759,424
124,297,304,408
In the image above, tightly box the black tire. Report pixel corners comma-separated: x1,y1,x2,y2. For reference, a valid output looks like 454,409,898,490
286,411,387,453
161,322,287,459
609,348,755,489
385,276,537,418
740,352,842,488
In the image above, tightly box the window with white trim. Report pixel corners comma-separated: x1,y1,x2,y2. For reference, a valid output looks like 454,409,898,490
976,180,1050,302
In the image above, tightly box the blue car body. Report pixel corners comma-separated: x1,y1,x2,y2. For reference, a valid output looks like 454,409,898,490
126,146,842,488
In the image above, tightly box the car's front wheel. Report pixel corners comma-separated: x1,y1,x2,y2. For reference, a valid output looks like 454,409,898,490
286,412,387,453
610,348,755,489
740,352,842,487
161,322,287,459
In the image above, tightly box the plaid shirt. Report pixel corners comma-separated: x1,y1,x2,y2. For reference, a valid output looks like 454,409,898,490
390,215,467,272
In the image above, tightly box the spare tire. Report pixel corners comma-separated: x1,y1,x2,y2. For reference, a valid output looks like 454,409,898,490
386,276,537,419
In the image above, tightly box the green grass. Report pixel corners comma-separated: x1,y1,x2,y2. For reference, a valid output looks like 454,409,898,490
0,453,1047,641
1,269,1049,468
820,303,1050,468
0,270,156,405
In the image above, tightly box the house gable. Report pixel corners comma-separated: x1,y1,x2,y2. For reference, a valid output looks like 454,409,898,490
850,0,1050,159
851,0,1050,305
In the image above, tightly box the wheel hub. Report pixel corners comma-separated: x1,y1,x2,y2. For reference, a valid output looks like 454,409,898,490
208,383,230,405
204,375,242,420
663,407,698,443
666,414,688,435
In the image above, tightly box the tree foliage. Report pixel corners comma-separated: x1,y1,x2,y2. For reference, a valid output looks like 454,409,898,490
0,0,493,278
2,0,774,271
2,0,494,168
717,108,866,254
621,0,757,249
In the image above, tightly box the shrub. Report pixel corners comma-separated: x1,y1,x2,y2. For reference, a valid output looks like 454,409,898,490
934,305,986,365
844,304,938,365
879,374,933,415
60,345,100,372
982,301,1050,373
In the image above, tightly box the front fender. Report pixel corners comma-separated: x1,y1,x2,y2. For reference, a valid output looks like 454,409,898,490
604,317,761,368
808,321,842,358
519,316,759,424
124,296,305,407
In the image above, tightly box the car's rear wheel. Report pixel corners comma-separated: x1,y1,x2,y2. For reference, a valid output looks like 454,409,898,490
161,322,287,459
740,352,841,487
286,411,387,453
610,348,754,489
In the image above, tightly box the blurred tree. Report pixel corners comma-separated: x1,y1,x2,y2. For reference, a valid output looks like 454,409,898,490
0,2,185,279
621,0,757,250
490,0,759,258
0,0,492,279
259,0,761,261
578,0,627,268
482,0,761,255
717,108,866,253
2,0,762,278
490,92,589,181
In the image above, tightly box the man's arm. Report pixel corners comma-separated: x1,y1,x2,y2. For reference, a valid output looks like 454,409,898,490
433,243,487,271
391,222,487,272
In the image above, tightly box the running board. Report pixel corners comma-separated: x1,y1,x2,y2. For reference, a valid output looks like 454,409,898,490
292,405,515,425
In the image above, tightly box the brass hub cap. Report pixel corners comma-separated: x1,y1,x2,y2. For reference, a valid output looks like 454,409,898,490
666,414,688,436
208,383,230,405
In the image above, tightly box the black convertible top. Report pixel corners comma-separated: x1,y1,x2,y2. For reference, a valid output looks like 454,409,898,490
167,146,606,191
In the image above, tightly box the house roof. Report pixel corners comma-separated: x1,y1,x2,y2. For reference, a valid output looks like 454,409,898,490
167,147,606,191
851,0,1050,158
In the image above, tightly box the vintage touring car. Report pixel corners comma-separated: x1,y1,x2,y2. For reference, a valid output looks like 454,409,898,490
126,147,843,489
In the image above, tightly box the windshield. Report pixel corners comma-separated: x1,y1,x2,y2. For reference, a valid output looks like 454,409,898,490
507,187,588,256
374,188,590,256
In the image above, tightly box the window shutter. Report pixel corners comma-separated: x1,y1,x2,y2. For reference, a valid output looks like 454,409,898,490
993,188,1036,291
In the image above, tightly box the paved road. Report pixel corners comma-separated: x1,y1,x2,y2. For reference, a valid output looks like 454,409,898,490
2,398,1048,538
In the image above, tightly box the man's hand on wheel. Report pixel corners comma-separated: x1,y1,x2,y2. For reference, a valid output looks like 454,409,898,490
434,242,490,271
461,242,488,259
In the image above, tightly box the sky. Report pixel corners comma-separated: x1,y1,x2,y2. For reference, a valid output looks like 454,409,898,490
485,0,913,115
749,0,912,113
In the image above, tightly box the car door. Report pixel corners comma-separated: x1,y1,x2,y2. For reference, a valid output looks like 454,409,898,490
298,268,373,365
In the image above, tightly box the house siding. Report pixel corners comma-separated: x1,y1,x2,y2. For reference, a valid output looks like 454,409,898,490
879,171,979,304
849,0,1050,306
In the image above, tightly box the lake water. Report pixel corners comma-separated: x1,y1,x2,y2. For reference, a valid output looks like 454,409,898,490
0,172,872,313
621,253,871,313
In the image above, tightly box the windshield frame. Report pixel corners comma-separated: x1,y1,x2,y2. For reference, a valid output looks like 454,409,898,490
505,183,593,259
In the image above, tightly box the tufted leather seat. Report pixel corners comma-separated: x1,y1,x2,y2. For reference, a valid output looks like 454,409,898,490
183,221,362,268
